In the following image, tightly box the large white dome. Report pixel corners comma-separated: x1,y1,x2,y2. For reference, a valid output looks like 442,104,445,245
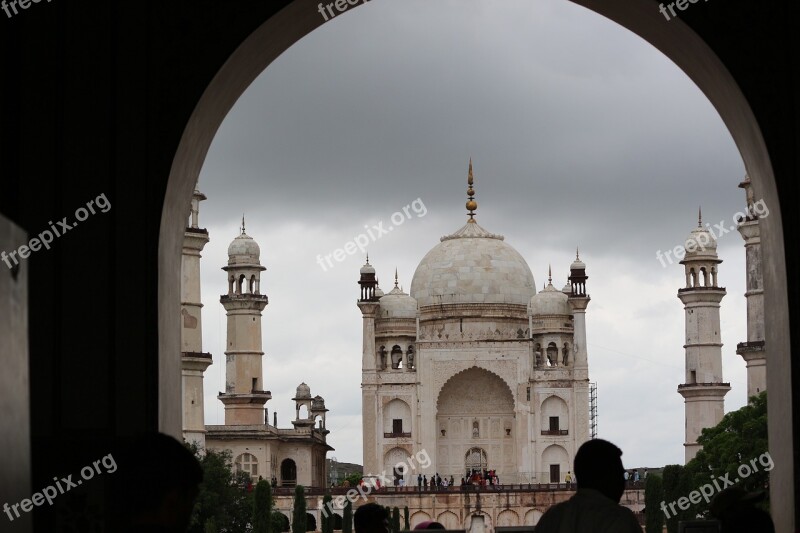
410,221,536,308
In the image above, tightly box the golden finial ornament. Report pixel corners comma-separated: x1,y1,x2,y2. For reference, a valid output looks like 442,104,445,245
466,158,477,222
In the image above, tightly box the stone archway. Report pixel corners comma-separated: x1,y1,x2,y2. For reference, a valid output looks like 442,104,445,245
436,367,515,480
158,1,795,527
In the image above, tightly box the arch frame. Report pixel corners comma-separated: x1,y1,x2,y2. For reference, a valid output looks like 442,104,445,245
157,0,794,527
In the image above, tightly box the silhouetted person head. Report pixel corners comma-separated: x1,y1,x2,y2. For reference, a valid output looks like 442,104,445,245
354,502,390,533
711,487,773,533
414,520,446,529
110,433,203,532
573,438,625,502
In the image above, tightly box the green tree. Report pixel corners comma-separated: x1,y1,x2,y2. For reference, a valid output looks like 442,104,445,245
187,444,254,533
321,493,334,533
403,506,410,531
342,499,353,533
644,474,664,533
204,518,218,533
662,464,688,533
687,391,769,508
253,479,273,533
292,485,307,533
391,507,400,533
343,473,362,487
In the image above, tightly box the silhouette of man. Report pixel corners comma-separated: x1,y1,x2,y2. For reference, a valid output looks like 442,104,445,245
354,502,390,533
109,433,203,533
535,439,641,532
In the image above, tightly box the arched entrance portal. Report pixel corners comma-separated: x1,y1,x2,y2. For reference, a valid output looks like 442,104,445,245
158,1,795,528
436,368,514,479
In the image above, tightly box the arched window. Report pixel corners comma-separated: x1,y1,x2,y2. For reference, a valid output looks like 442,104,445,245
465,447,488,473
390,345,402,369
249,274,257,294
562,343,570,366
700,267,708,287
237,274,246,294
281,458,297,487
235,452,258,481
546,343,558,366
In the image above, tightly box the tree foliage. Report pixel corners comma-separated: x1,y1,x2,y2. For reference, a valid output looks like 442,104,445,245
342,499,353,533
186,444,254,533
321,493,334,533
253,479,273,533
292,486,307,533
391,507,400,533
662,392,770,530
644,474,664,533
403,506,410,531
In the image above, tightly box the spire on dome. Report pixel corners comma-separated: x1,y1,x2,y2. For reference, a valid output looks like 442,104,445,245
241,214,246,235
548,264,552,285
466,158,477,222
394,268,399,289
698,206,703,228
576,247,580,261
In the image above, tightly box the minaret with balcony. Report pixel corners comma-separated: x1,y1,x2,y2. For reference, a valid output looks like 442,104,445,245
677,210,731,463
218,218,271,425
182,188,213,447
735,175,767,397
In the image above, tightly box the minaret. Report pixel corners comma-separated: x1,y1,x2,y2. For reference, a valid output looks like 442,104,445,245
218,218,271,425
181,188,213,447
357,255,380,474
567,249,591,444
677,210,731,463
735,175,767,397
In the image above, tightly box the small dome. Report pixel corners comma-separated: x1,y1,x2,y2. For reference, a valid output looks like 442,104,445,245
227,232,261,265
295,382,311,399
562,282,572,295
360,260,376,275
311,395,327,410
529,282,571,316
379,286,417,319
374,285,385,298
684,226,718,257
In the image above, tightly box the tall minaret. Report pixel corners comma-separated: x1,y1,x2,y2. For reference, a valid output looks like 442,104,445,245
182,188,213,447
218,218,271,425
677,210,731,463
735,175,767,397
567,249,591,445
357,256,380,475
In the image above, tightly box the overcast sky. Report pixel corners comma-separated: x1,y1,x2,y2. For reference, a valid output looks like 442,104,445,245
195,0,751,471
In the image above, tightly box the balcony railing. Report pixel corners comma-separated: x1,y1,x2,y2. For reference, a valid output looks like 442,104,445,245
383,432,412,438
541,429,569,436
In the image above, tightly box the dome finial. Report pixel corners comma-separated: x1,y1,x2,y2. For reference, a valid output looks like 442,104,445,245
394,268,399,289
241,214,246,235
466,158,478,222
576,247,580,261
366,252,370,264
698,206,703,227
548,264,552,285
